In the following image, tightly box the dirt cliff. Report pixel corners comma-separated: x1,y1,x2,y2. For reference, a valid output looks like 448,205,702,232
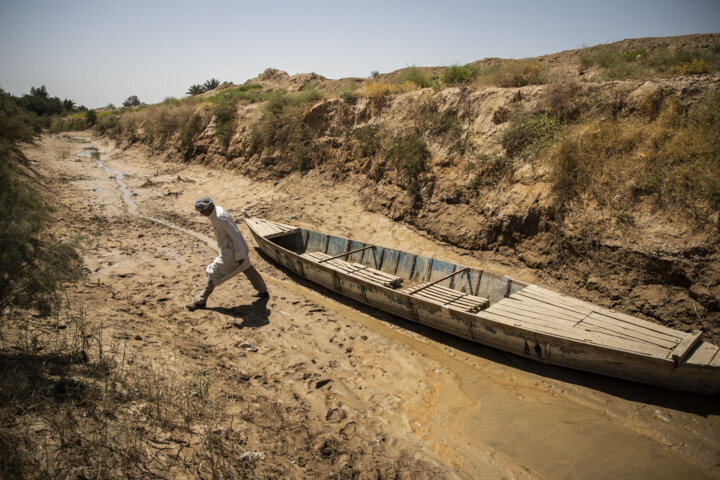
100,33,720,340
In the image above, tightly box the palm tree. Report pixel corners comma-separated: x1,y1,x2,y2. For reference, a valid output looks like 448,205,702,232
186,84,205,96
203,78,221,91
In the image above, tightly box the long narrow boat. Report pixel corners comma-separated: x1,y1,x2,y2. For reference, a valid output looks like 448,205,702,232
243,214,720,395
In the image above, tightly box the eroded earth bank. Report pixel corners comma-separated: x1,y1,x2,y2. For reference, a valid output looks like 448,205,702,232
13,132,717,479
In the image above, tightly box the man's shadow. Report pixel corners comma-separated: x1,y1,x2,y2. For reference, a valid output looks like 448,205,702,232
206,297,270,329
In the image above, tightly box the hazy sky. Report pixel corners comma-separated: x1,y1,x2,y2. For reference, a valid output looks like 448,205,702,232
1,0,719,108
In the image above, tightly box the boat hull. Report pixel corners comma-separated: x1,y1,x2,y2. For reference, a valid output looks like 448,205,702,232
244,217,720,396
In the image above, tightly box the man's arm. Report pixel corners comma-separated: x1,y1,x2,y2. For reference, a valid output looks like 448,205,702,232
219,213,249,262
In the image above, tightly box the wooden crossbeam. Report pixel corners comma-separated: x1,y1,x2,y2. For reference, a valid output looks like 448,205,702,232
317,245,374,263
406,267,468,295
670,330,703,365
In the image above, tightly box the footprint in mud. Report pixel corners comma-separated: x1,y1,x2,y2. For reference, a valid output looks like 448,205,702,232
325,408,347,423
340,421,357,435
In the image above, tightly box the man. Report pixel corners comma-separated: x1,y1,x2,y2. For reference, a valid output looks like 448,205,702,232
186,197,268,311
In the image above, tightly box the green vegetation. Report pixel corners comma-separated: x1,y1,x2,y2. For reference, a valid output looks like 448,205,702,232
263,89,325,115
203,78,221,91
0,90,80,318
578,44,720,80
442,63,479,85
122,95,141,107
248,89,328,171
395,66,436,89
386,133,430,201
502,112,562,160
476,60,547,88
207,84,265,105
186,83,205,96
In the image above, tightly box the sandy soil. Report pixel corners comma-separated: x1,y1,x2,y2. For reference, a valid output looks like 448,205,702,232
22,132,720,479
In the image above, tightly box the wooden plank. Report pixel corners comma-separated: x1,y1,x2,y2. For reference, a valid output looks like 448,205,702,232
685,342,720,366
518,286,684,340
485,304,583,334
479,310,591,341
583,313,677,349
401,283,488,306
496,298,581,324
302,252,402,288
406,268,469,295
479,310,666,357
248,218,300,239
507,293,587,321
669,331,703,365
588,309,684,341
516,289,591,316
404,282,488,312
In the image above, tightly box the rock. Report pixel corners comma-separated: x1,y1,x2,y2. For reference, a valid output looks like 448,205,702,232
239,341,258,352
239,451,265,461
585,276,602,291
689,283,720,310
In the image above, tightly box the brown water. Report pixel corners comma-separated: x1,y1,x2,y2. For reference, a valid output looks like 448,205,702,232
275,278,719,479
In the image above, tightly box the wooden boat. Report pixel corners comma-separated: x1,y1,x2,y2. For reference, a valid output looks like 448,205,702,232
243,214,720,395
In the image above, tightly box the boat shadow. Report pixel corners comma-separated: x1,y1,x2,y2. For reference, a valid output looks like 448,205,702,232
257,248,720,415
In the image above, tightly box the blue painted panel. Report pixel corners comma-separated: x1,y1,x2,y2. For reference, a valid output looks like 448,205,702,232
306,231,325,252
361,246,382,269
347,240,365,263
380,249,400,276
300,230,309,253
411,255,431,283
327,236,347,256
428,260,455,286
478,274,501,302
455,270,477,294
397,253,418,281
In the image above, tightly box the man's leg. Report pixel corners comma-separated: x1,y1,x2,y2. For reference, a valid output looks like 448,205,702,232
243,266,268,297
187,279,214,310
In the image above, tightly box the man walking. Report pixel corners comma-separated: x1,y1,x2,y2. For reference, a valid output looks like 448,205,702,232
187,197,268,311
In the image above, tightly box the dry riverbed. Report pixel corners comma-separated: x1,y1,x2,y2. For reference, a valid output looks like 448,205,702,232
9,132,720,479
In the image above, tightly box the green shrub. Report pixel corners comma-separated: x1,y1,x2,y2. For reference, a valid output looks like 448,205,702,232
213,102,236,150
352,125,383,157
0,92,80,316
442,64,479,85
85,110,97,126
502,113,561,159
477,60,547,87
208,85,266,105
49,115,88,132
123,95,141,107
386,134,430,200
396,66,434,88
578,44,720,80
264,89,325,115
179,114,208,156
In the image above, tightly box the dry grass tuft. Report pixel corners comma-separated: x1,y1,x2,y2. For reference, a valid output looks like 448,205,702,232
550,92,720,222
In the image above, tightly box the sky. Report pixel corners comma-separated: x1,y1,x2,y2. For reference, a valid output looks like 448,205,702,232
1,0,719,108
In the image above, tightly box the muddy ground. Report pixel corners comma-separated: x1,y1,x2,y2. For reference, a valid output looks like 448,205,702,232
16,132,720,479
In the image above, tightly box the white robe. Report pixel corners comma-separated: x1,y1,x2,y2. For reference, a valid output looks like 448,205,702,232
205,206,251,286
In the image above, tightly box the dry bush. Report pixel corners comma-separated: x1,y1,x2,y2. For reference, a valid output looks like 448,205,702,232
477,60,547,88
360,81,418,99
550,93,720,222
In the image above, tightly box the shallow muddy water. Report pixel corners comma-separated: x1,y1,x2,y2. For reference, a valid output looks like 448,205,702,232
75,141,720,479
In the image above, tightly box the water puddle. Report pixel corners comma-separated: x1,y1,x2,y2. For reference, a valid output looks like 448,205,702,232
76,147,216,252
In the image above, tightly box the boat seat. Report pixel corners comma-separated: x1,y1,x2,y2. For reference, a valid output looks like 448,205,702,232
400,282,489,313
301,251,402,288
